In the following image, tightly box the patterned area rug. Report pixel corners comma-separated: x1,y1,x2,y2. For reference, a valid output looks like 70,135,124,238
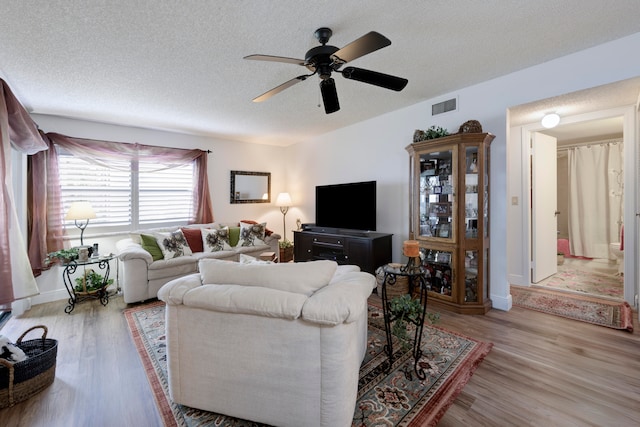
535,265,623,299
511,285,633,332
125,301,492,427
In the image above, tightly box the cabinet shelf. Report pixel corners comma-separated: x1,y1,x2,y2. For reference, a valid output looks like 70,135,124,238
406,132,494,314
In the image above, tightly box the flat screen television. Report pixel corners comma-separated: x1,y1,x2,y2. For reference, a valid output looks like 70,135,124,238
315,180,376,231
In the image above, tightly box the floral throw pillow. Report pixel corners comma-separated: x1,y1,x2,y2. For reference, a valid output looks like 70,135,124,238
155,230,193,260
238,221,267,247
201,227,232,252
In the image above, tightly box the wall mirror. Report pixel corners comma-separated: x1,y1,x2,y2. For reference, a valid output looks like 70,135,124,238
230,170,271,203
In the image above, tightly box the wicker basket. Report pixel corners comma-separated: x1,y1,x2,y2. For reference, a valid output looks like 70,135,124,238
376,264,411,298
0,325,58,408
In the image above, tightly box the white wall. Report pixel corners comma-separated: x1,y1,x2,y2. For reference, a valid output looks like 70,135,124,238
284,32,640,311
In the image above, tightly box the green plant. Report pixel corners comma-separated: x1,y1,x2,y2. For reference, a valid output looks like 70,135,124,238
44,248,79,265
423,125,449,140
389,294,440,343
74,269,114,293
279,240,293,249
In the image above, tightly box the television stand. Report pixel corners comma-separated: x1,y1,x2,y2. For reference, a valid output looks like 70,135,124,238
293,229,392,274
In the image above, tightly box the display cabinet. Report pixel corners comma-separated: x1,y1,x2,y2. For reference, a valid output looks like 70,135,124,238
406,132,494,314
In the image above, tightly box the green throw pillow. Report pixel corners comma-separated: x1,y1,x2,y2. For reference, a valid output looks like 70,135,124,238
228,227,240,247
140,234,163,261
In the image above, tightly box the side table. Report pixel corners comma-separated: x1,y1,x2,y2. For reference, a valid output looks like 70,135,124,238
380,263,429,380
61,255,115,314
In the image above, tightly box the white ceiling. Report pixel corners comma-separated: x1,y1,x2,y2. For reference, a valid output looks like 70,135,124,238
1,1,640,146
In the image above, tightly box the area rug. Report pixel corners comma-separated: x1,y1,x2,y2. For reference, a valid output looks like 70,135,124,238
124,301,492,427
511,285,633,332
535,265,624,299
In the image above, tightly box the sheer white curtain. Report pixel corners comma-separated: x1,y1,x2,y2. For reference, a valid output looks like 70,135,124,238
568,141,623,259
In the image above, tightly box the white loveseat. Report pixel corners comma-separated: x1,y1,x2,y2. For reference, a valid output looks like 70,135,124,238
157,259,376,427
116,222,280,303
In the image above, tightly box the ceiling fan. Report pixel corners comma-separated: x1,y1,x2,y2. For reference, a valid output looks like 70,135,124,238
244,27,408,114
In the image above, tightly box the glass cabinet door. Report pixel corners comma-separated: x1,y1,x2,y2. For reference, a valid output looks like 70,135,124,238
464,146,479,239
418,147,455,240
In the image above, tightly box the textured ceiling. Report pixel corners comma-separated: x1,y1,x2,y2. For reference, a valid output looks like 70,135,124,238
1,1,639,146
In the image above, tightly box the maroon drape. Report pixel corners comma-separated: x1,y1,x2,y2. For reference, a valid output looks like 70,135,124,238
27,134,64,276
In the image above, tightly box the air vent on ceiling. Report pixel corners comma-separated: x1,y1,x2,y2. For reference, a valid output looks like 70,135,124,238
431,97,457,116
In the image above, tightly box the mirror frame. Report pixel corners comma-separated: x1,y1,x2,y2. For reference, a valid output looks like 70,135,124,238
230,170,271,204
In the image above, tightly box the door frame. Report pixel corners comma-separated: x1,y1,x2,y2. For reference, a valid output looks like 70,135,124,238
514,105,637,307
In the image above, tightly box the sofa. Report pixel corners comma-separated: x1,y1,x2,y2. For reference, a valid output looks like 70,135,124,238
157,258,376,427
116,221,280,303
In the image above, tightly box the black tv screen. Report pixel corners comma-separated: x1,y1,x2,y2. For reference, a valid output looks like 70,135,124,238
315,181,376,231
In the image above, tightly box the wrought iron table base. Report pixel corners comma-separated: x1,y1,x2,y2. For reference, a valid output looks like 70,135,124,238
380,264,429,380
62,257,113,314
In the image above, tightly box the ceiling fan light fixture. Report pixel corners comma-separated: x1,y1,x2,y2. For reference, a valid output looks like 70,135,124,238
541,113,560,129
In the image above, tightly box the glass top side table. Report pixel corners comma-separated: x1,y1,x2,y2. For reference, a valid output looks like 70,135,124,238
380,263,429,380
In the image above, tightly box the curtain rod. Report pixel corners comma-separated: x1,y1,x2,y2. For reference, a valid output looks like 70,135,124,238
557,138,622,152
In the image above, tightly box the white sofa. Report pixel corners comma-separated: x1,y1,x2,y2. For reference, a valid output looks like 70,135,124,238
157,259,376,427
116,222,280,303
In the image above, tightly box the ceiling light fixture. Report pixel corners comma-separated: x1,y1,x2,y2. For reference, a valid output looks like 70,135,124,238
541,113,560,129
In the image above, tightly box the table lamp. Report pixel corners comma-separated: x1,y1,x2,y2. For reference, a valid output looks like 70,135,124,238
65,201,96,246
275,192,292,242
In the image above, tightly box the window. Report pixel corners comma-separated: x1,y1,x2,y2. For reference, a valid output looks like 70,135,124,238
58,152,195,232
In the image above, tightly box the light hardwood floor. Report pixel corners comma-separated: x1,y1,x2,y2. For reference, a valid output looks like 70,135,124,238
0,295,638,427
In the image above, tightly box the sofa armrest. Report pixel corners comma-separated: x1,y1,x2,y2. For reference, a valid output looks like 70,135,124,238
116,238,154,265
158,273,202,305
302,272,376,325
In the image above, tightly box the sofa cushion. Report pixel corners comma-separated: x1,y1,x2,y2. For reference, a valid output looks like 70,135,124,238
182,284,307,319
155,230,193,260
181,227,204,253
201,227,233,252
237,221,266,247
199,259,338,296
140,234,164,261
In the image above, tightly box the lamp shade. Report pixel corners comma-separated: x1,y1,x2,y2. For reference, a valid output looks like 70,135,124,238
275,192,292,207
65,201,97,221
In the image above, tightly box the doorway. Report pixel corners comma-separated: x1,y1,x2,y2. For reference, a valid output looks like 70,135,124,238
535,119,624,300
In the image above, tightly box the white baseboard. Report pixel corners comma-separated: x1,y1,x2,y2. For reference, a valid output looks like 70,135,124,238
491,292,513,311
30,289,69,306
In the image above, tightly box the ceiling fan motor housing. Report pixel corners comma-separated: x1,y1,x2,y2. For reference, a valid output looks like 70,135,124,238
305,45,340,77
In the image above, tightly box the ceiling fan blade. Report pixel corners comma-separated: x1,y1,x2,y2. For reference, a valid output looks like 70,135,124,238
244,54,306,66
331,31,391,64
341,67,408,91
253,75,308,102
320,78,340,114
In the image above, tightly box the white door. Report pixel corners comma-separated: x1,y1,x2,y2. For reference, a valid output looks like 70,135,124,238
532,132,558,283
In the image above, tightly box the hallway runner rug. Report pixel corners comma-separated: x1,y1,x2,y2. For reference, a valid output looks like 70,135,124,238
511,285,633,332
125,301,492,427
535,265,623,299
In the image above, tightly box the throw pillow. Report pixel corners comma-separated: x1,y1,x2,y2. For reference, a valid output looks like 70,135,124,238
155,230,193,260
228,226,241,247
240,219,274,236
140,234,164,261
238,221,267,247
180,227,204,253
201,227,233,252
